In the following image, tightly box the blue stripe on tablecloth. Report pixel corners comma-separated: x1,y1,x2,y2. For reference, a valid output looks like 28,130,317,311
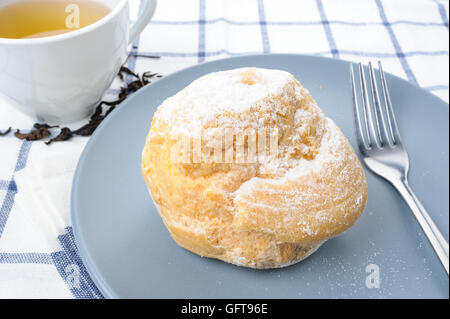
0,180,8,190
102,49,449,58
0,141,32,238
149,19,447,27
0,252,53,264
198,0,206,62
0,180,16,191
375,0,418,85
424,84,450,91
51,227,104,299
257,0,271,53
434,0,449,29
339,50,448,57
0,186,18,238
14,141,32,172
316,0,339,58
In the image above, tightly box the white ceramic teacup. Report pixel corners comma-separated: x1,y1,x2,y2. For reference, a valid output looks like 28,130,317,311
0,0,157,124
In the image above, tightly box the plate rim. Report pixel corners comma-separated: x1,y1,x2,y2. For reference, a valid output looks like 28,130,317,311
71,53,449,299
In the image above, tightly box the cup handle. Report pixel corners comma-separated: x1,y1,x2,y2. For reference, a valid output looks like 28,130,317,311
128,0,157,45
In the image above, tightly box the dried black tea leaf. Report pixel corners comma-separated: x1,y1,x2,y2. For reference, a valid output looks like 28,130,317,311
71,103,108,136
118,87,128,100
45,127,73,145
14,122,59,141
89,104,104,122
0,127,11,136
118,66,139,81
72,120,102,136
33,123,58,130
126,79,145,93
14,125,51,141
100,99,125,107
142,71,158,79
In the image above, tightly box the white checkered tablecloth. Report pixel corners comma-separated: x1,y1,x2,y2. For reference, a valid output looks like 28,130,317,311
0,0,448,299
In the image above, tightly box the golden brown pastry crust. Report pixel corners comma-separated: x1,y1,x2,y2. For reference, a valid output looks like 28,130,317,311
142,68,367,269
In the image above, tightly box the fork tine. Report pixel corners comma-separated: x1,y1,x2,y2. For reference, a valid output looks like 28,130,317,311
378,61,402,145
368,62,391,146
350,64,369,150
358,63,379,148
367,62,383,144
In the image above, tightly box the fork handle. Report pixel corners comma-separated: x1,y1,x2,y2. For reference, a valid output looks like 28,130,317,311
392,178,449,275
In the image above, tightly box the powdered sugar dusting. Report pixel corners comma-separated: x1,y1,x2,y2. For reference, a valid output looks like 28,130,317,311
152,67,295,137
232,115,366,241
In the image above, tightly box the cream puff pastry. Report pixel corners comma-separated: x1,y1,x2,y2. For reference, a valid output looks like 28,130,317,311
142,67,367,269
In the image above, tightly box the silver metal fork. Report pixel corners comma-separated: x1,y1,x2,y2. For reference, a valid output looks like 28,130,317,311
350,61,449,275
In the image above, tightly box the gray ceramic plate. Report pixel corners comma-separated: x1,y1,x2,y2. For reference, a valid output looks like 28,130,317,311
72,54,449,298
